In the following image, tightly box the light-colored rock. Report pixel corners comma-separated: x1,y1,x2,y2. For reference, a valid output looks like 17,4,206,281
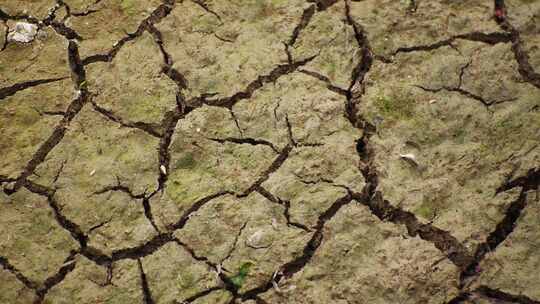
7,22,38,43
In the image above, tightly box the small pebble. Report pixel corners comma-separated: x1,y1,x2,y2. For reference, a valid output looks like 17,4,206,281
7,22,38,43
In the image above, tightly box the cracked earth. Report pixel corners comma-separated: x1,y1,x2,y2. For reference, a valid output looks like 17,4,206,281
1,0,540,303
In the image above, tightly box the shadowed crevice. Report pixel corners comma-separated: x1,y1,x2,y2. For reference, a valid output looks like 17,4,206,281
345,0,472,270
178,287,223,303
285,4,316,62
156,110,184,191
35,251,78,302
207,137,279,154
238,193,353,301
111,233,174,261
172,238,240,297
496,167,540,194
203,56,317,109
169,191,234,230
90,100,163,138
190,0,223,24
414,84,517,108
343,0,373,127
476,286,540,304
0,256,39,290
5,41,88,195
493,0,540,89
352,191,473,268
146,23,189,91
460,168,539,287
0,77,67,100
82,3,174,65
307,0,340,11
298,69,348,96
137,259,155,304
393,31,512,55
238,145,293,197
256,186,311,232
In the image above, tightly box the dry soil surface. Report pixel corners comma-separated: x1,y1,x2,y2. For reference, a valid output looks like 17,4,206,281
1,0,540,303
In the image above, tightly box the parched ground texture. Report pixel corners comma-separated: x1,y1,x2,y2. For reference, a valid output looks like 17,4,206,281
1,0,540,303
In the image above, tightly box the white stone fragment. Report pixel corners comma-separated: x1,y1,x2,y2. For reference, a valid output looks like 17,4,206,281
247,230,264,247
271,218,279,230
246,229,272,249
7,22,38,43
399,153,419,167
61,259,76,267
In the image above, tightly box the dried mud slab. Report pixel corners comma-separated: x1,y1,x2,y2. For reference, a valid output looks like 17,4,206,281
359,39,540,251
0,28,68,86
67,0,162,58
258,203,460,304
232,73,358,147
290,1,360,89
156,0,306,99
176,193,311,293
506,0,540,74
87,32,177,125
190,290,233,304
0,189,78,284
262,174,348,229
43,257,143,304
460,43,522,104
151,105,276,220
140,242,217,303
29,107,160,253
1,0,54,20
0,79,73,178
0,22,6,48
0,268,36,304
348,0,500,57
